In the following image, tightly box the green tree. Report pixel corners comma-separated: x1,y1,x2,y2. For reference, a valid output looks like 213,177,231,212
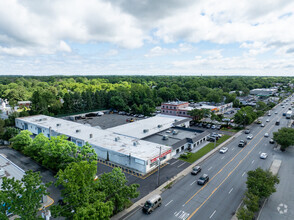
109,96,127,111
256,101,267,111
0,170,51,220
237,207,254,220
273,127,294,151
10,130,32,151
2,127,19,141
243,192,259,213
246,168,279,199
0,119,5,138
188,108,210,122
23,133,49,162
52,161,113,219
234,107,257,127
98,167,139,214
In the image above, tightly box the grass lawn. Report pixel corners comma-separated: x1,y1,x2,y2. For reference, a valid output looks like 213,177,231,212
221,127,242,133
179,135,231,163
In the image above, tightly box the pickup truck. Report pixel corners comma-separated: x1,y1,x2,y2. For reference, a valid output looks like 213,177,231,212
238,140,247,147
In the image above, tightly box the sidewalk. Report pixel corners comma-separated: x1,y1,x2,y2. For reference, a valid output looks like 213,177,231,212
112,131,242,220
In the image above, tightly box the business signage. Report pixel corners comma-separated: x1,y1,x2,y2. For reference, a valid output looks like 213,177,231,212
151,149,172,163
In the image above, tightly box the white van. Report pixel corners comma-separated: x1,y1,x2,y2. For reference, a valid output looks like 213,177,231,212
142,195,162,214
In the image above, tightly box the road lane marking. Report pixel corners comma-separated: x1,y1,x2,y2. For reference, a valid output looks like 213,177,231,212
231,148,235,150
178,162,186,168
252,160,255,164
171,160,179,165
190,180,196,186
165,200,173,207
186,124,274,220
259,151,261,154
242,172,246,177
208,166,212,171
209,210,216,218
229,188,233,194
221,156,225,159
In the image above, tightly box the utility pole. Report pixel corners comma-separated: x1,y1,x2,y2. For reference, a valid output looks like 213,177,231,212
157,146,162,187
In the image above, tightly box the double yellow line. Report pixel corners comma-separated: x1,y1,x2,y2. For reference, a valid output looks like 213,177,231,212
186,115,281,219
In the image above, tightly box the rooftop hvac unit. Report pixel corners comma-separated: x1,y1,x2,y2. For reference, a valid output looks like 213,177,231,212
115,137,120,142
76,129,81,133
89,134,93,138
143,129,149,133
133,141,139,146
162,135,169,140
158,124,162,128
0,168,5,177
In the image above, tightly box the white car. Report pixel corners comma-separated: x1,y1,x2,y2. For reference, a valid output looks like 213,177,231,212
266,119,270,122
261,124,265,127
275,112,278,114
219,147,228,154
247,134,253,139
264,133,269,137
260,153,268,159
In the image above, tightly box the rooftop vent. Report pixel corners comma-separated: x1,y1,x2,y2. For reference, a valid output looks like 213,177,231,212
89,134,93,138
76,129,81,133
56,123,61,127
162,135,169,140
0,168,5,177
174,119,178,122
121,144,126,147
133,141,139,146
115,137,120,142
158,124,162,128
143,129,149,133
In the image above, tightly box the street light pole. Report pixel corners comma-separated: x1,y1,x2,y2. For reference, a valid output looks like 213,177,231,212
157,146,162,187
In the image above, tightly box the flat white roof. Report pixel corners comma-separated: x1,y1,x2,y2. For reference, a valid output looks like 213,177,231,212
107,114,189,139
0,154,25,188
17,115,171,162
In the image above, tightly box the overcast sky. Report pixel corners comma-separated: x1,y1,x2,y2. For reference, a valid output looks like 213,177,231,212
0,0,294,76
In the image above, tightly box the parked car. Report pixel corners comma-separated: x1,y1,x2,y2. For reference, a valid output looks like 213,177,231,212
260,153,268,159
211,125,216,129
197,174,209,185
283,113,286,116
191,166,201,175
206,124,212,129
269,139,275,144
247,134,253,139
216,125,222,130
238,140,247,147
219,147,228,154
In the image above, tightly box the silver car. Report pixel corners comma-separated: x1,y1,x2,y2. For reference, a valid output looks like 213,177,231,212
219,147,228,154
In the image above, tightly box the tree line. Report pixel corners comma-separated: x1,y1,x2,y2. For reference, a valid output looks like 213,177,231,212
0,131,139,219
0,76,292,117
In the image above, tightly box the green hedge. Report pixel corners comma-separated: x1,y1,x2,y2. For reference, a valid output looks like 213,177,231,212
179,135,231,163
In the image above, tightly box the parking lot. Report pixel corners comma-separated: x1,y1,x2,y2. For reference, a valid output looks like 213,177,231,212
97,157,190,201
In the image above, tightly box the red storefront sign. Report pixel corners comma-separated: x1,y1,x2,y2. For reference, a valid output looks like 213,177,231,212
151,149,172,163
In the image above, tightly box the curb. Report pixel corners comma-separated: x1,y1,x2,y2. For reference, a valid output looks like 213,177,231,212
112,131,242,220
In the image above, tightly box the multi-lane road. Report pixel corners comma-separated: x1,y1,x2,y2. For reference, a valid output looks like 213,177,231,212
127,98,293,220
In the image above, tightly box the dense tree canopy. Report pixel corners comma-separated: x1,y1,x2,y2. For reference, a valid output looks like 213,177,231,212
0,76,291,117
273,127,294,151
0,170,51,220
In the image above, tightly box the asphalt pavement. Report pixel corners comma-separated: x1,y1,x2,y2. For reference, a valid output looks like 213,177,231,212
126,98,293,220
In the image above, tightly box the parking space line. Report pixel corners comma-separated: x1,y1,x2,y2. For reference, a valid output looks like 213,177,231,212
171,160,179,165
208,166,212,171
229,188,233,194
252,160,255,164
242,172,246,177
221,156,225,160
178,162,186,168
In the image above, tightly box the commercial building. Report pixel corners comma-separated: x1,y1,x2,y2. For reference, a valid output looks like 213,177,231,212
161,101,233,117
250,88,277,96
15,115,174,175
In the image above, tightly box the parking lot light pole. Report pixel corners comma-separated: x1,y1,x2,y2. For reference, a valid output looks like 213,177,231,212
157,146,162,187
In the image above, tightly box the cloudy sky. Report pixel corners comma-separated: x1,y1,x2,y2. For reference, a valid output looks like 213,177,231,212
1,0,294,76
